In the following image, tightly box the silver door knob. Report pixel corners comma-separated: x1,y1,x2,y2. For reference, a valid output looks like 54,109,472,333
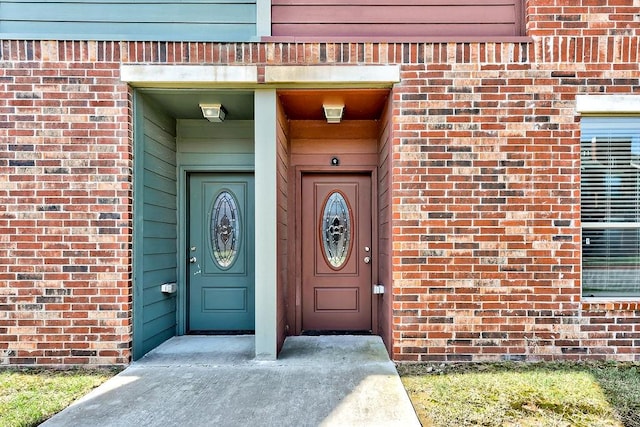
189,256,197,263
363,256,371,264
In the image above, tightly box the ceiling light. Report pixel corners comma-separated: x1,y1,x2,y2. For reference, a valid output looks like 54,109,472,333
200,103,226,122
323,104,344,124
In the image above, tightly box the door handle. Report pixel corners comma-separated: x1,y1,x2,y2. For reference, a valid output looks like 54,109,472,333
363,256,371,264
189,256,197,264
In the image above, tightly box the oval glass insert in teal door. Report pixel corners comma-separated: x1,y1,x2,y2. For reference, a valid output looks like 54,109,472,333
210,190,241,269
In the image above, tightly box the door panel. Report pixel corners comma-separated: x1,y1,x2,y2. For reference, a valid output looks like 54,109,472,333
188,173,254,332
302,173,372,331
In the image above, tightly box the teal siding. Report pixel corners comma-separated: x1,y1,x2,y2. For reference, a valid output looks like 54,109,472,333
0,1,257,41
133,94,178,360
177,119,254,167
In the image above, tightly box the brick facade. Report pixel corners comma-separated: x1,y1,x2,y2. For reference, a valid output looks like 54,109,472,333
391,50,640,361
1,0,640,365
0,43,132,364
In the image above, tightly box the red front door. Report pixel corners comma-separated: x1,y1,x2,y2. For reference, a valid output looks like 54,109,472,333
301,173,373,331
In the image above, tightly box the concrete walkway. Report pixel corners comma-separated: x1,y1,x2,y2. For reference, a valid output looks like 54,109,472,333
42,335,421,427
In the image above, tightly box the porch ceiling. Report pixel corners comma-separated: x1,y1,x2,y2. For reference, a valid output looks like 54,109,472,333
277,89,389,121
139,89,255,120
137,89,390,121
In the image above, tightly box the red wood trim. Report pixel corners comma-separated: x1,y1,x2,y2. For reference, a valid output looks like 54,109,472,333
370,166,379,337
274,0,517,5
515,0,526,36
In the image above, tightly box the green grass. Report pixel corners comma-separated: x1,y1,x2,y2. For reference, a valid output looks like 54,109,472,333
0,368,116,427
398,362,640,427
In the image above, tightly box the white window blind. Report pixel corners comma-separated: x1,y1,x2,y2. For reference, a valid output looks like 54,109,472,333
581,117,640,297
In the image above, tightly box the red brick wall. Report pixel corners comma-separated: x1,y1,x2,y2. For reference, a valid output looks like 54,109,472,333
0,41,132,365
390,38,639,361
527,0,640,36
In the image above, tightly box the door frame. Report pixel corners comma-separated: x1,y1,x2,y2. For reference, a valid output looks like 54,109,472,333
292,165,379,335
177,165,254,335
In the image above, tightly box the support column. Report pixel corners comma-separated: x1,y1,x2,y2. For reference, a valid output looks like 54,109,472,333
254,89,278,360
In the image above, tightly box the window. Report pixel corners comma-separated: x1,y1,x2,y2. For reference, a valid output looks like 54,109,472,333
581,117,640,297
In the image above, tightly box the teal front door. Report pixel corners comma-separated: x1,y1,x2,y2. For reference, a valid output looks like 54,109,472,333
187,173,255,332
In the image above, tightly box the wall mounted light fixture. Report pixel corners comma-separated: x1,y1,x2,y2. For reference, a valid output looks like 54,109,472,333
200,103,227,122
323,104,344,124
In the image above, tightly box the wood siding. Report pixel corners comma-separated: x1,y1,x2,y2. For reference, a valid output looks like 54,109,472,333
289,121,378,166
376,97,392,355
272,0,525,39
276,98,290,351
0,0,257,41
177,120,254,166
134,96,178,360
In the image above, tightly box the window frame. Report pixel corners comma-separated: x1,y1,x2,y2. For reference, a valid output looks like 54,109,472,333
579,112,640,299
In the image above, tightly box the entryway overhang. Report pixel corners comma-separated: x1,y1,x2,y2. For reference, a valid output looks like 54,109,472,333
121,65,259,88
121,64,400,89
261,65,399,126
123,63,399,362
264,65,400,88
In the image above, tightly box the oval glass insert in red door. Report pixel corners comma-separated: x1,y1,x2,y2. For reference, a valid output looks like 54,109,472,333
320,191,352,269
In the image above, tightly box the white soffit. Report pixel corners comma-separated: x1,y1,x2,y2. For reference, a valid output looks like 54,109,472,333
121,65,258,86
265,65,401,85
576,95,640,114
